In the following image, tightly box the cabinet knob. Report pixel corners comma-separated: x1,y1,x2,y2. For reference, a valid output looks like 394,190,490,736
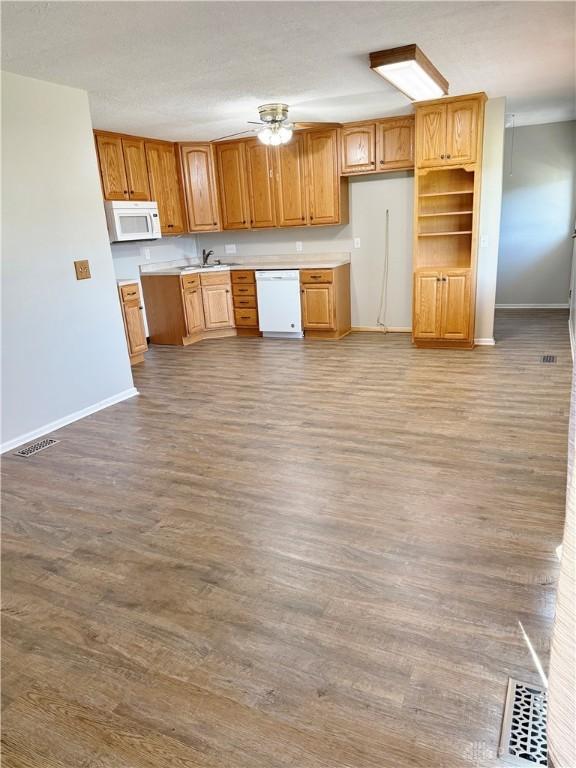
380,160,384,165
213,221,217,225
242,220,246,224
130,189,134,194
446,154,451,159
301,216,305,221
310,215,314,221
167,224,174,228
440,155,445,159
123,190,128,194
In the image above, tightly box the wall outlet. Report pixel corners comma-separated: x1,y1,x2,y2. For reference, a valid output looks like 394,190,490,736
353,237,361,249
142,246,151,260
225,243,237,255
296,241,303,253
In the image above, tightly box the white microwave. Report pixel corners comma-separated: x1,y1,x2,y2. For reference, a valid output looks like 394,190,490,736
104,200,161,242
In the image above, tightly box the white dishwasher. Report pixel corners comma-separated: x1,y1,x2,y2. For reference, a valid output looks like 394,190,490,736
256,270,303,339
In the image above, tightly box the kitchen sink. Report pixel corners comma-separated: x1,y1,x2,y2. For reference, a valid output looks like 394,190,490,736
180,264,231,273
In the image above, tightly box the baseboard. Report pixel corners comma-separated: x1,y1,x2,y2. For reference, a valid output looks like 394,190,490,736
351,326,412,333
570,318,575,362
495,303,570,309
474,338,496,346
1,387,139,454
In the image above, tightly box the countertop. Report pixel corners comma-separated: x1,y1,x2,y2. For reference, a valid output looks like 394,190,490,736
139,253,351,278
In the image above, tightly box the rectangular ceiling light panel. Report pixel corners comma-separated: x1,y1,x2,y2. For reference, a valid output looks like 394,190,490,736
370,44,449,102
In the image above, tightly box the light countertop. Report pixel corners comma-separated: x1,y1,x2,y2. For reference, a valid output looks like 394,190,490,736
139,253,351,278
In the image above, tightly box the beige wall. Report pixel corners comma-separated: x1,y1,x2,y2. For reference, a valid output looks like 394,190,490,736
1,72,135,451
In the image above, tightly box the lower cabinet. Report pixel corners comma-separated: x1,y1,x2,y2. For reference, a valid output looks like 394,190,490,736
181,275,205,336
201,281,235,329
118,283,147,364
231,270,260,334
300,265,351,339
413,268,471,344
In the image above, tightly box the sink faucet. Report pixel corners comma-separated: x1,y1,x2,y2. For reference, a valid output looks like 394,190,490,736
202,249,214,266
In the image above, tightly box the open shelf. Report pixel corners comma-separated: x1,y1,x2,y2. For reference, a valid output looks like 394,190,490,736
418,231,473,237
419,211,473,217
419,190,474,198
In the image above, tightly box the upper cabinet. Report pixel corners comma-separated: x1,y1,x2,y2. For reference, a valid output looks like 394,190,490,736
95,132,151,201
341,124,376,174
245,140,276,228
122,138,150,200
378,118,414,171
274,134,308,227
145,141,186,235
215,141,251,230
306,129,342,225
95,134,129,200
415,94,485,168
179,143,220,232
340,117,414,175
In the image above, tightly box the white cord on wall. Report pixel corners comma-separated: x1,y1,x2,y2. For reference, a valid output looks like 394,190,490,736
376,208,390,331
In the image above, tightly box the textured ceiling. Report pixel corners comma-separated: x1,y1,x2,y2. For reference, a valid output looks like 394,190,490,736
2,1,575,141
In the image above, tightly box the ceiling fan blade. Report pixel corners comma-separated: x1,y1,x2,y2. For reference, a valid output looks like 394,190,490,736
213,129,257,141
247,121,263,125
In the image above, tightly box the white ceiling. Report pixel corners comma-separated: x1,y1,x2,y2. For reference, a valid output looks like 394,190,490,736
2,1,575,141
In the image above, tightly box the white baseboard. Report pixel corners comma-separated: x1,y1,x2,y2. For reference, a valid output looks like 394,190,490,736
1,387,139,454
495,303,570,309
351,326,412,333
570,318,574,361
474,338,496,346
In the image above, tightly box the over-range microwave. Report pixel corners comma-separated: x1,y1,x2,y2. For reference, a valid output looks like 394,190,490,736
104,200,161,243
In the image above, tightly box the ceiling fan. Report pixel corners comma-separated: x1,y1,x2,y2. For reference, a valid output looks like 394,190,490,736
216,103,340,145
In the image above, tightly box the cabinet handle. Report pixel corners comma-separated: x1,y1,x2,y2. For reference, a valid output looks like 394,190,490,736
167,224,174,228
442,277,447,282
123,190,128,194
310,274,322,279
242,220,246,224
436,277,441,282
446,154,451,159
301,216,305,221
310,215,314,221
226,289,230,293
130,190,134,194
139,305,143,310
440,155,445,159
380,160,384,165
213,221,217,225
240,316,250,320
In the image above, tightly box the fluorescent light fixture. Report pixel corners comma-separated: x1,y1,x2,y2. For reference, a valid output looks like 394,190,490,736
369,44,448,102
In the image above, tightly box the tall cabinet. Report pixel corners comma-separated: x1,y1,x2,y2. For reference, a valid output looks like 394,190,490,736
412,93,486,349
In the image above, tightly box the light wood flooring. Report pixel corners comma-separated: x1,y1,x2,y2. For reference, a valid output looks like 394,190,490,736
1,310,572,768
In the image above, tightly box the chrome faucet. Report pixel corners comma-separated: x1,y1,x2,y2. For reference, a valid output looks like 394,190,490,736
202,248,215,266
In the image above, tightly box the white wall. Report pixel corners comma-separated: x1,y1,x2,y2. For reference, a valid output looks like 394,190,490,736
196,172,414,329
1,72,136,451
496,120,576,307
475,97,506,343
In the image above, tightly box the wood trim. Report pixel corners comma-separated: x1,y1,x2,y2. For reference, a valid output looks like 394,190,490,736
369,44,449,96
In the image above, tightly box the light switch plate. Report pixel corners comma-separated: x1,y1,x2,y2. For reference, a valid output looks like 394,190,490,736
74,260,91,280
225,244,237,255
296,241,303,252
353,237,361,249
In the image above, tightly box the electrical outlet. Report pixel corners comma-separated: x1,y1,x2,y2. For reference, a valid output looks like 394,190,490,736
225,243,237,255
296,241,303,253
74,260,91,280
353,237,361,249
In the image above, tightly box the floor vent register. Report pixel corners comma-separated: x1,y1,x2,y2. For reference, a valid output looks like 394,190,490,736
499,678,548,766
14,438,60,457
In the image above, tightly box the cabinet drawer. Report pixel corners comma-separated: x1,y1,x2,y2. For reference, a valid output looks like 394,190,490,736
232,284,256,298
231,270,255,284
234,308,259,327
181,273,200,290
200,270,231,286
300,269,334,284
233,296,257,309
120,283,140,302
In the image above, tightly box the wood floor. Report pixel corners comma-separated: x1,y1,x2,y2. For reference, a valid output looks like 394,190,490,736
2,310,572,768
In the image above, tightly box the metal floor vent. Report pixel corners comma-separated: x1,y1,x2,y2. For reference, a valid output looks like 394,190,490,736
541,355,557,364
499,678,548,766
14,438,59,457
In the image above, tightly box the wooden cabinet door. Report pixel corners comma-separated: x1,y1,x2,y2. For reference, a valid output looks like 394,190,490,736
301,284,335,329
306,129,340,225
440,269,471,339
145,141,185,234
95,134,128,200
180,144,220,231
415,105,447,168
182,286,205,335
413,270,443,338
215,142,250,230
202,284,234,329
123,299,147,355
274,134,308,227
245,140,276,228
341,124,376,174
378,118,414,170
445,99,479,166
122,138,150,200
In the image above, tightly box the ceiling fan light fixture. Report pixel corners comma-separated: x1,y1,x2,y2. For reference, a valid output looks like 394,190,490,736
369,44,448,102
257,122,293,146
